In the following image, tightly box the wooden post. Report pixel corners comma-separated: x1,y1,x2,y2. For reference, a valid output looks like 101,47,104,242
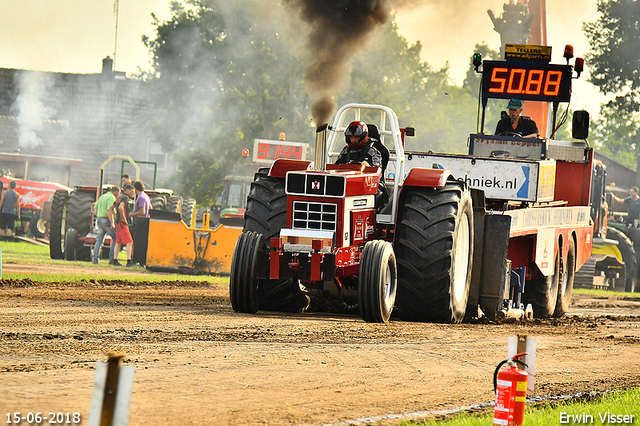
100,352,125,426
517,334,527,370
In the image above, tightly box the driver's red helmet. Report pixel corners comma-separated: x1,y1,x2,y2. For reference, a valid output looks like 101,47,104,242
345,121,368,149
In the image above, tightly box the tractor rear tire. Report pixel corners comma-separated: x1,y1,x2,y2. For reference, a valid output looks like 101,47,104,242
150,194,167,211
66,190,94,261
182,198,196,227
230,231,261,313
166,196,183,214
244,172,287,249
522,246,560,318
358,240,397,323
394,182,474,323
554,237,576,317
64,228,77,261
607,227,637,292
49,190,69,259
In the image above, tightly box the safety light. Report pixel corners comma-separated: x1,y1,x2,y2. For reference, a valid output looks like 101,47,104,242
563,44,574,63
241,148,250,157
575,57,584,78
473,53,482,72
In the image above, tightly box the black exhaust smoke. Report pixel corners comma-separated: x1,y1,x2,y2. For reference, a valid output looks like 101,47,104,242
283,0,395,126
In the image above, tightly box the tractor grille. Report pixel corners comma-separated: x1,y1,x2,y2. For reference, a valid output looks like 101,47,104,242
286,173,345,197
292,201,337,231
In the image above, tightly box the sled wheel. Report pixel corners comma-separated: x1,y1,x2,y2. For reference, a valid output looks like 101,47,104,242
523,244,560,318
554,237,576,317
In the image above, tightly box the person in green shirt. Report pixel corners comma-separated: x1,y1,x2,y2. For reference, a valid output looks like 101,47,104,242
92,186,120,264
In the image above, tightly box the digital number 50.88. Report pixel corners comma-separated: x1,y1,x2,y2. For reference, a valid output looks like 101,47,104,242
488,67,563,97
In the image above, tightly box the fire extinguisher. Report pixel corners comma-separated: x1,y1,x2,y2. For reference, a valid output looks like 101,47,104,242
493,352,528,426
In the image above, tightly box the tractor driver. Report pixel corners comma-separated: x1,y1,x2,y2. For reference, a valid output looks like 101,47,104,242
335,121,383,170
495,98,540,138
335,120,388,208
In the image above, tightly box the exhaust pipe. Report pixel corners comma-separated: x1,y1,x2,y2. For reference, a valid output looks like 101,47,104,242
315,124,328,170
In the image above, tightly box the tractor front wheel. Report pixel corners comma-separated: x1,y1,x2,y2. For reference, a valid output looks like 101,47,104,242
230,231,261,313
49,190,69,259
64,228,77,261
29,211,46,239
242,171,306,312
358,240,397,323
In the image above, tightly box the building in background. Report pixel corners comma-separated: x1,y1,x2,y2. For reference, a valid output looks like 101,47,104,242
0,58,172,188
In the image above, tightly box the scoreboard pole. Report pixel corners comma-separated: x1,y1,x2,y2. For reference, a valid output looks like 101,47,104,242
524,0,549,137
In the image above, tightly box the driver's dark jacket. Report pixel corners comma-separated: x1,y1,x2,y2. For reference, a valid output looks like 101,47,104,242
495,115,539,136
335,140,382,170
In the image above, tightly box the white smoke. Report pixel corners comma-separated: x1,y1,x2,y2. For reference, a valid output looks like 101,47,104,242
12,71,55,150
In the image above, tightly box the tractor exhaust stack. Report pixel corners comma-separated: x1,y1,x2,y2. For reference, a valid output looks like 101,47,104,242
315,124,328,170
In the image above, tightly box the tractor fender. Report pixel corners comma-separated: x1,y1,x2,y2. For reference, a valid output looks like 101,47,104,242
402,168,454,188
269,159,314,178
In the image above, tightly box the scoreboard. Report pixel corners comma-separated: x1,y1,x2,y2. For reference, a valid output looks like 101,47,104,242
482,60,573,103
252,139,309,164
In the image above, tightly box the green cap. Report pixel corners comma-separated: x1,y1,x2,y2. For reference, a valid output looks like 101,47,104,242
508,98,523,109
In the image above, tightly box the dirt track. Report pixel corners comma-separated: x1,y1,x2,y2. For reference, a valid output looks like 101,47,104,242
1,263,640,425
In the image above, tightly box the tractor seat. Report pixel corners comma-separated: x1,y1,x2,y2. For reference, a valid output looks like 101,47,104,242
367,124,389,173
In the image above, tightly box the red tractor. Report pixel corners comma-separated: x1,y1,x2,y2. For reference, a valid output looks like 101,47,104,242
231,47,594,323
230,103,474,322
0,175,72,239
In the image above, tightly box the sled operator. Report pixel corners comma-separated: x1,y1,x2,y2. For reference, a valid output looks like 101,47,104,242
495,98,540,138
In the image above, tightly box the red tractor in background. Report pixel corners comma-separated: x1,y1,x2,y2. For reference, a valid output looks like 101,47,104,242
0,175,72,239
230,46,595,322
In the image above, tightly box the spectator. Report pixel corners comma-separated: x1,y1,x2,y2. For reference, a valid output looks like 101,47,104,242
612,186,640,226
129,181,151,223
129,181,152,267
121,174,133,188
108,184,135,266
92,186,120,264
0,181,21,236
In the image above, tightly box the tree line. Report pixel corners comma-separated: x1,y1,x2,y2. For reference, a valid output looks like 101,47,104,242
139,0,637,203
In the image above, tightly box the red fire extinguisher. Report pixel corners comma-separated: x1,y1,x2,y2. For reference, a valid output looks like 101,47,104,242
493,352,528,426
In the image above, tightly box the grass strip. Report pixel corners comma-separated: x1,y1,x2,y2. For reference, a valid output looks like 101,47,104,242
0,241,229,284
401,388,640,426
